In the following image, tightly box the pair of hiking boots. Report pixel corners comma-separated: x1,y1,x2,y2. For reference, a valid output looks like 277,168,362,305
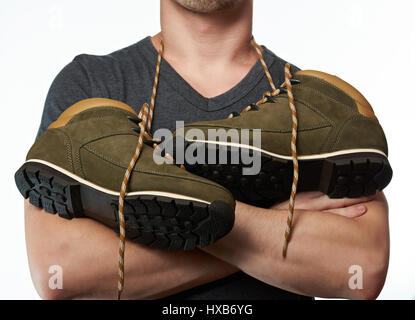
15,70,392,251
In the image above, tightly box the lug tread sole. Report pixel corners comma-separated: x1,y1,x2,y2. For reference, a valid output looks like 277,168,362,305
183,142,393,207
15,162,234,250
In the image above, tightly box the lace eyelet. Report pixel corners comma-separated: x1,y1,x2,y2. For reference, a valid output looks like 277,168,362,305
249,104,260,111
229,111,241,118
131,127,141,134
127,116,142,125
290,79,301,85
264,95,277,103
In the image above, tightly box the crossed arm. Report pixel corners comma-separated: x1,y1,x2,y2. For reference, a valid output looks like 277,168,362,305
25,192,389,300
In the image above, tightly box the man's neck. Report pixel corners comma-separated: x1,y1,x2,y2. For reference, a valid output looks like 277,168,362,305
157,0,254,64
151,0,257,98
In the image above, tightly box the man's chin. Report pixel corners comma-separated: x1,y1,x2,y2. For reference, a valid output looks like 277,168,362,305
173,0,243,13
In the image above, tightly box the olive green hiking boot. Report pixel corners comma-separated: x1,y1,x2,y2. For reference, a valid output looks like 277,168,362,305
178,70,392,207
15,98,235,250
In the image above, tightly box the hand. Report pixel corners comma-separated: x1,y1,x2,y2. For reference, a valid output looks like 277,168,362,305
271,191,376,218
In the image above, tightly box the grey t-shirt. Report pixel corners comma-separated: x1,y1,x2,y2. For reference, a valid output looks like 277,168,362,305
37,36,310,300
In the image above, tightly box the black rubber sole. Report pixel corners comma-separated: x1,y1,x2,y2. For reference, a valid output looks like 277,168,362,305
182,142,393,207
15,161,234,250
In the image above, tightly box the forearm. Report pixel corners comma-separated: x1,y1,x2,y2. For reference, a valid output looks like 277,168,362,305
202,193,389,299
25,200,238,299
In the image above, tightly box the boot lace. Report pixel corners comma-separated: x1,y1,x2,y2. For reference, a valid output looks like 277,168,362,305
116,36,300,299
228,37,300,258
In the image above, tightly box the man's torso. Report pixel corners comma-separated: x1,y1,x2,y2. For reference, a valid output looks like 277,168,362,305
37,36,311,300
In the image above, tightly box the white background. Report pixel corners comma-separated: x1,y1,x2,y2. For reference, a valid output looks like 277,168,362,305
0,0,414,299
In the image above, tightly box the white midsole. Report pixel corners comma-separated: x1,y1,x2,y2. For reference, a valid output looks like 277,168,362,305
25,159,211,204
187,139,387,160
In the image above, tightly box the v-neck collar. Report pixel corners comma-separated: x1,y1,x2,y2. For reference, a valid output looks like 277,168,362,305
141,36,277,112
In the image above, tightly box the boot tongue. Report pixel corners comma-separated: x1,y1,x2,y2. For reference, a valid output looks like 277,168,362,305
294,70,376,120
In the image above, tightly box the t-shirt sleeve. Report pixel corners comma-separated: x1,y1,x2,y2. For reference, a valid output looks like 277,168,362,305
36,57,92,138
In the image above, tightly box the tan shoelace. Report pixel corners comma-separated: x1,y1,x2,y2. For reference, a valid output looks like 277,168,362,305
116,38,163,300
232,37,299,257
116,36,299,299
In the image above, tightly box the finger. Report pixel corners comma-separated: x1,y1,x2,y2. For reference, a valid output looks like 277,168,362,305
322,194,377,210
271,202,287,210
272,191,324,210
323,204,367,218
